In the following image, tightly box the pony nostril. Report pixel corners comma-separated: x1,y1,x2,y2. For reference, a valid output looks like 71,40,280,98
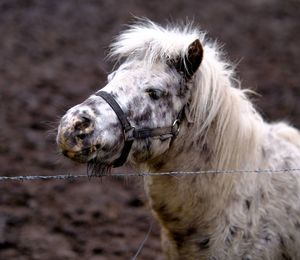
76,133,88,140
73,115,94,141
74,116,92,131
81,116,91,123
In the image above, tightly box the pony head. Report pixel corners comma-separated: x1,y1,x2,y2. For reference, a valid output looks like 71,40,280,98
56,21,204,173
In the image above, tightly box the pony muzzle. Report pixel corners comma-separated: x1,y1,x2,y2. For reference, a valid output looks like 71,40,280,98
57,113,98,163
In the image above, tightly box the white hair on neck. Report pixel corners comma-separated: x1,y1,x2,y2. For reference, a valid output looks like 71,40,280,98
191,43,264,169
110,19,264,170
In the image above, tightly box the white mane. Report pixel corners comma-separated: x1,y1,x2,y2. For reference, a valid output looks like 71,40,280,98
110,20,205,64
110,20,264,170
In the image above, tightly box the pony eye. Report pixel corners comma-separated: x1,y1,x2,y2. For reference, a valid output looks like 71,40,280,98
146,89,165,100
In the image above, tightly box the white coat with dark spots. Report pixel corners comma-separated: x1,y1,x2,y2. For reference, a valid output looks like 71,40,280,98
57,20,300,259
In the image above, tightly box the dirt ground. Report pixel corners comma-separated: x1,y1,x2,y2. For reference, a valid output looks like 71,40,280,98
0,0,299,259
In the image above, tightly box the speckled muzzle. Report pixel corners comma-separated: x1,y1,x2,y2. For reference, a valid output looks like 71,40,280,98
57,109,99,163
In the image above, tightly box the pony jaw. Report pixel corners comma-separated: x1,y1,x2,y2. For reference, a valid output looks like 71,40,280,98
60,144,100,163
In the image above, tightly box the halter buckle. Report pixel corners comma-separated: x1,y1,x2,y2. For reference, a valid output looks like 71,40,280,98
124,126,135,141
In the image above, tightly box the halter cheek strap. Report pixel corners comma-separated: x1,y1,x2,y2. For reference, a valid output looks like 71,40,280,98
95,91,182,167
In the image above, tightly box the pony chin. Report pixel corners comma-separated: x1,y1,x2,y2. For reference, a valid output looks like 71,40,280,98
86,158,113,177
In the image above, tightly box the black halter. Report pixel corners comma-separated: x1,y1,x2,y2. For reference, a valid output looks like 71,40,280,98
95,91,183,167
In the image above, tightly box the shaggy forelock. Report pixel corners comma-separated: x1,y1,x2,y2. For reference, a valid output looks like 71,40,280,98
109,19,206,65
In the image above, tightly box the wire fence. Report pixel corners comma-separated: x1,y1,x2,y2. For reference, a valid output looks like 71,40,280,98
1,168,300,181
2,167,300,259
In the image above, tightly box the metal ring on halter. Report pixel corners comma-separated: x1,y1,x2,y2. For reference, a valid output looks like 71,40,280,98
172,119,181,136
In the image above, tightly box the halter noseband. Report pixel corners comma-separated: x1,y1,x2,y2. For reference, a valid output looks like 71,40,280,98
95,91,183,167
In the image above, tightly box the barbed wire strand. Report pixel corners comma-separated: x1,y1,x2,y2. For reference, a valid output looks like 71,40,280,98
1,168,300,259
1,168,300,181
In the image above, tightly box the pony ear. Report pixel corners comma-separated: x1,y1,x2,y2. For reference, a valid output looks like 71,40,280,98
172,39,203,79
185,39,203,77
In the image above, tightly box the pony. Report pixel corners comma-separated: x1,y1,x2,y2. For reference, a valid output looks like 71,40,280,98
57,20,300,259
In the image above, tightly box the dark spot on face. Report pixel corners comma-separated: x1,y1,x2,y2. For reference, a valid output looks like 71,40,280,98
63,130,77,147
83,98,97,106
63,129,71,140
72,110,80,117
157,92,174,112
110,92,119,99
91,106,100,116
110,121,121,130
133,105,152,123
245,199,251,210
165,95,174,110
295,221,300,229
289,234,295,242
132,96,142,107
197,237,210,250
177,79,189,98
126,103,133,118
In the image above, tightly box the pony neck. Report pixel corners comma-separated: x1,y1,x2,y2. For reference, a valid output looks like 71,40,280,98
140,79,266,223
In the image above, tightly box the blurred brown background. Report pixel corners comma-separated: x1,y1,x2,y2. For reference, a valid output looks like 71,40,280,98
0,0,299,259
